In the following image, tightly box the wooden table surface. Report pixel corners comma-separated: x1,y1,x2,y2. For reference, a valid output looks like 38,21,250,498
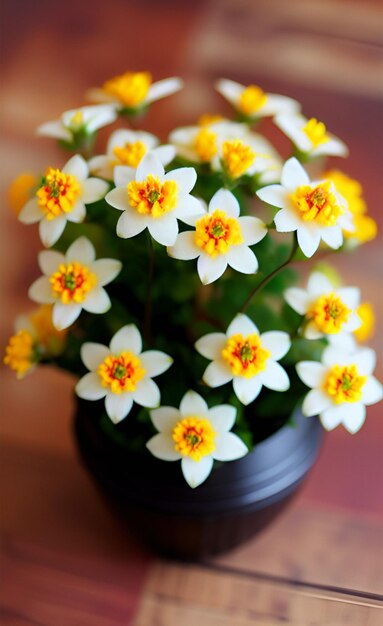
1,1,382,624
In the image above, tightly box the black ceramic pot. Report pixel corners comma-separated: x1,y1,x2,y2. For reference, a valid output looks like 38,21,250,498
74,402,323,560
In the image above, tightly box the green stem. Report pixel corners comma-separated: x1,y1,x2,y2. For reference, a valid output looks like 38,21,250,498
144,233,155,345
240,233,299,314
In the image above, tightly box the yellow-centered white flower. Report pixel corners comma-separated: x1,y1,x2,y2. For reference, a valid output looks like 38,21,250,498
88,129,176,180
87,71,183,111
274,113,348,158
195,314,291,405
168,188,267,285
257,158,354,258
28,236,122,330
19,155,109,247
37,104,117,142
215,79,300,119
285,271,361,341
105,152,204,246
76,324,173,424
296,346,383,434
146,390,248,488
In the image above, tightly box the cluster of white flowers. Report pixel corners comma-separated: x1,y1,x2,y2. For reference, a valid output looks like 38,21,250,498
7,73,381,488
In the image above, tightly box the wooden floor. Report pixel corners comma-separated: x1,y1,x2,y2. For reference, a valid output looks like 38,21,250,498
1,1,382,624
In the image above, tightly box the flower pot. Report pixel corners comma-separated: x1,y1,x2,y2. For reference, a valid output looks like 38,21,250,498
74,401,323,560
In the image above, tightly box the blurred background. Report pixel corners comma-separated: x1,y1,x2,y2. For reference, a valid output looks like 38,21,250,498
1,0,382,622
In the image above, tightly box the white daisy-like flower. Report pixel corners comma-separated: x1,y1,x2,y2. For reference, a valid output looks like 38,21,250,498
215,79,300,120
87,70,183,112
105,152,204,246
146,390,248,488
169,120,247,164
256,158,354,258
275,113,348,158
296,346,383,434
195,314,291,405
88,129,175,180
28,236,122,330
168,188,267,285
36,104,117,143
18,155,109,247
75,324,173,424
285,271,361,340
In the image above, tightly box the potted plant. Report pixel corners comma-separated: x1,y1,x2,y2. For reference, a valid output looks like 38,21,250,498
5,71,382,559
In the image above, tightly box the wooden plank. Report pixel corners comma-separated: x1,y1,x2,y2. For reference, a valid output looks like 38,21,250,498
133,562,383,626
209,503,383,596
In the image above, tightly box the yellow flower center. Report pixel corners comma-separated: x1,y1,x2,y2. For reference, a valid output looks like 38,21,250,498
50,262,97,304
3,330,34,377
197,113,224,126
238,85,268,116
302,118,329,148
102,71,151,107
324,170,365,216
222,140,256,179
194,128,218,162
222,333,271,378
127,175,178,218
323,364,366,404
290,181,344,227
98,351,146,394
354,302,375,343
195,209,243,257
172,416,216,461
113,141,147,168
37,168,81,220
29,305,67,353
68,111,84,130
307,293,351,334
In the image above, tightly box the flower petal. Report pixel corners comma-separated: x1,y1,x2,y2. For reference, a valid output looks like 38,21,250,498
227,313,258,337
213,432,248,461
195,333,226,360
284,287,309,315
180,390,208,417
197,254,227,284
297,225,321,257
81,342,109,371
136,152,164,181
63,154,88,181
296,361,326,388
181,455,214,488
320,226,343,250
39,216,67,247
239,216,267,245
307,271,333,297
82,288,111,314
146,433,181,461
116,210,147,239
66,201,86,223
19,199,41,224
209,189,239,217
28,276,55,304
105,392,134,423
67,236,95,263
302,389,333,417
114,166,135,187
203,360,233,388
363,376,383,405
208,404,237,432
82,178,109,204
233,376,263,405
281,157,310,190
150,407,180,434
110,325,142,354
75,372,106,400
146,77,183,104
140,350,173,377
90,259,122,286
260,331,291,360
256,185,287,209
148,216,179,247
38,249,65,275
274,208,301,232
153,144,176,166
261,360,290,391
53,302,82,330
106,186,129,212
320,406,344,431
226,245,258,275
132,378,160,408
165,167,196,194
168,231,200,260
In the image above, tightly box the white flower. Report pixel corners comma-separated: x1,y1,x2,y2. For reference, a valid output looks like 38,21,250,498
75,324,173,424
87,71,183,111
88,129,175,180
105,152,204,246
215,79,300,119
256,158,353,258
275,113,348,158
168,188,267,284
146,390,248,488
296,346,383,434
195,314,291,405
169,120,247,163
285,271,361,340
18,155,109,247
36,104,117,142
28,236,122,330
